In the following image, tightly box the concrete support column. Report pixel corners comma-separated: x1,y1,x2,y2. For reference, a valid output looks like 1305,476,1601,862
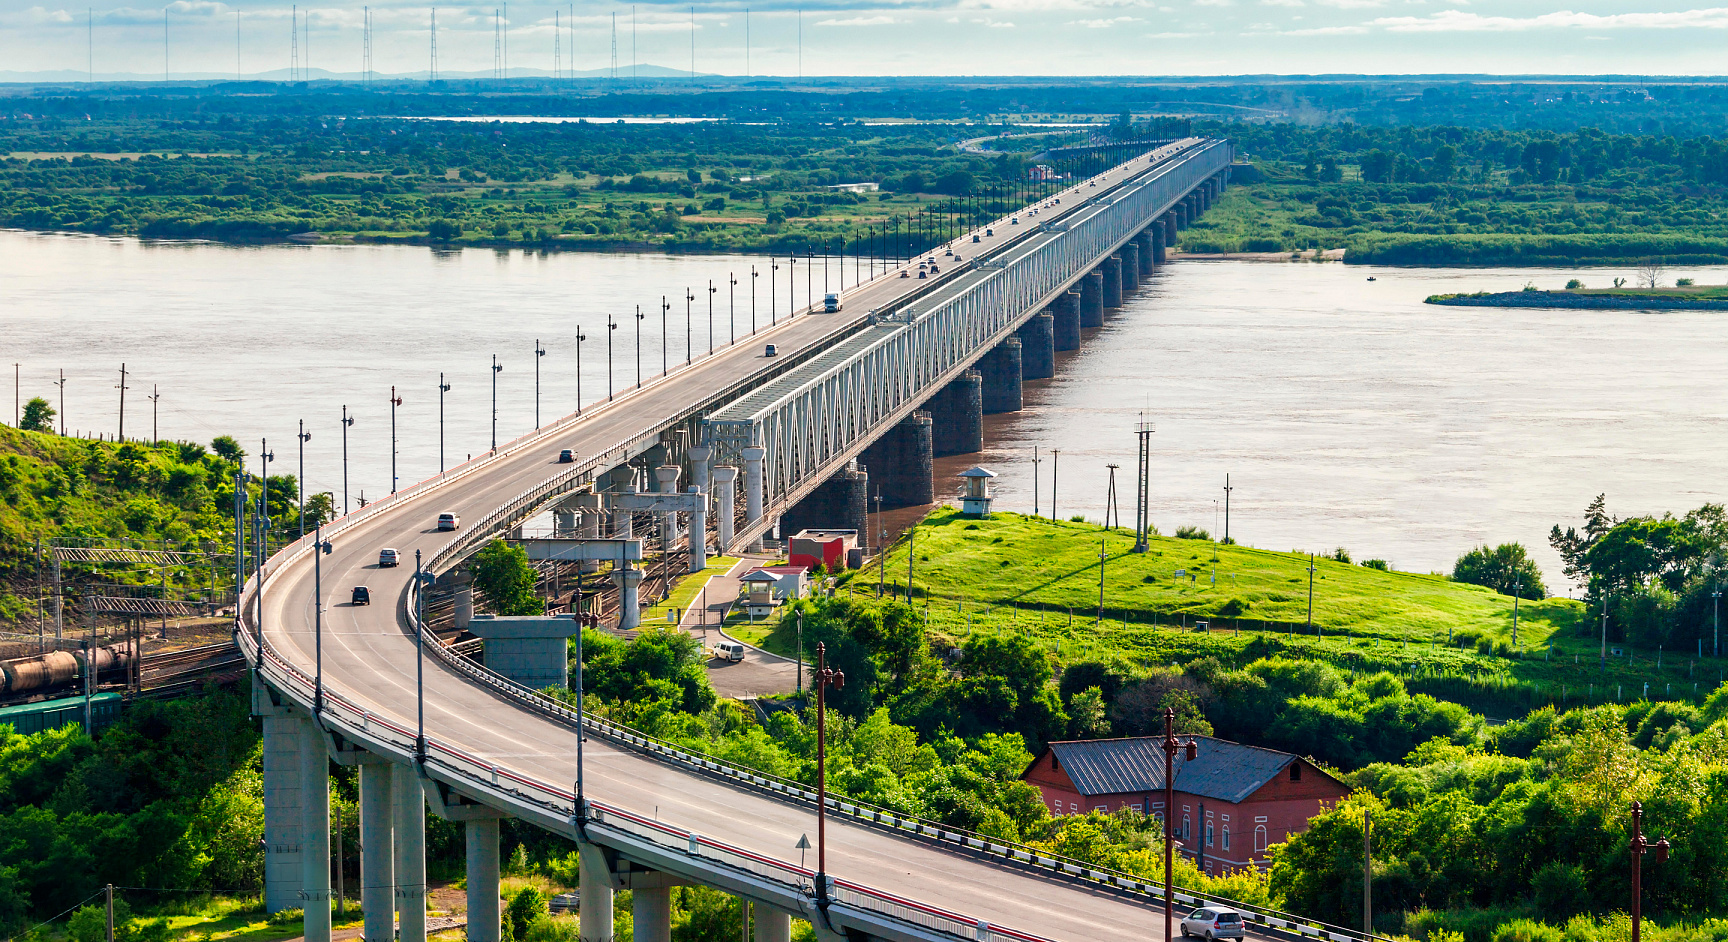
687,445,712,499
711,466,738,551
742,446,766,553
753,907,792,942
654,465,681,547
1018,312,1055,379
261,715,304,914
687,486,708,574
359,764,395,942
392,763,426,942
980,338,1023,414
1135,231,1157,277
1163,214,1178,247
1174,202,1188,230
616,568,644,631
928,370,983,457
611,478,636,539
465,819,501,942
1052,292,1082,351
1101,256,1124,310
858,412,933,508
632,888,671,942
783,464,870,546
1120,242,1140,293
578,845,615,942
1151,229,1168,264
298,717,332,942
1079,273,1105,329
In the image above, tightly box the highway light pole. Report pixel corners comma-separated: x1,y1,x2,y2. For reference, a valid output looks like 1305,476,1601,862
707,280,716,354
770,258,778,326
1223,473,1232,545
438,374,451,472
607,314,618,401
750,266,758,334
490,355,503,451
297,421,311,540
1630,801,1670,942
574,593,587,821
661,295,670,376
728,273,737,344
340,406,354,514
312,527,333,715
685,288,695,364
1161,707,1198,942
574,327,587,413
1050,449,1060,522
635,306,645,388
389,386,402,493
534,340,546,428
1715,586,1721,658
1307,554,1317,636
415,550,431,762
814,643,845,908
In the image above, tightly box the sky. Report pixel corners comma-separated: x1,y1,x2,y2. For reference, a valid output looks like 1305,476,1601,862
3,0,1728,81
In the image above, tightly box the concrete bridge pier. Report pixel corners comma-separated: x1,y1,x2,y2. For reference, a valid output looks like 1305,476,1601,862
633,888,671,942
578,845,614,942
783,463,869,538
360,763,395,942
1101,256,1124,309
393,763,426,942
1149,228,1167,265
1163,214,1178,247
754,907,793,942
687,445,711,498
687,486,708,573
928,370,983,456
742,446,766,552
981,338,1023,414
610,478,636,540
1135,230,1157,276
1120,242,1141,293
616,568,644,630
261,714,304,913
299,716,332,942
859,412,933,508
1173,202,1188,230
654,466,682,546
711,466,738,550
465,818,502,942
1080,273,1105,329
1017,312,1055,379
1052,291,1082,351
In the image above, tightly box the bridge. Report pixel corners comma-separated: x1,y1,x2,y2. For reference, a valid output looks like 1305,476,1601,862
235,137,1366,942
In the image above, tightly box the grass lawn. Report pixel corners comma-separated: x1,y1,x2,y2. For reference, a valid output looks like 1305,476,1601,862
147,898,364,942
640,556,741,629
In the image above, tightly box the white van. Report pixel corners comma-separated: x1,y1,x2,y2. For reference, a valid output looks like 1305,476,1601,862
715,640,745,662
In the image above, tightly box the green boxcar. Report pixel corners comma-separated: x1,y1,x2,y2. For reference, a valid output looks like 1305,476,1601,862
0,692,122,735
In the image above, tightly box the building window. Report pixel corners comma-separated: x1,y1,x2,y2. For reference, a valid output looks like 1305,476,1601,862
1255,826,1268,852
1183,814,1191,840
1130,803,1143,813
1223,826,1230,851
1094,805,1108,813
1290,763,1302,782
1206,822,1214,847
1070,802,1079,813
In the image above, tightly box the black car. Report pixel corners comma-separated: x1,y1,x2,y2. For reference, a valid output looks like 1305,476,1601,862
558,448,575,463
351,586,371,606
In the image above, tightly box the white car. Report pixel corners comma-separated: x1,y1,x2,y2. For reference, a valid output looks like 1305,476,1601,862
379,548,401,568
714,640,745,662
1181,907,1245,941
437,512,460,531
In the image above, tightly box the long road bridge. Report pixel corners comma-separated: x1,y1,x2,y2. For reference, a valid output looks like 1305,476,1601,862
235,137,1368,942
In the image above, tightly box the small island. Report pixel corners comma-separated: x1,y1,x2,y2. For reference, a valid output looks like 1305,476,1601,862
1428,281,1728,310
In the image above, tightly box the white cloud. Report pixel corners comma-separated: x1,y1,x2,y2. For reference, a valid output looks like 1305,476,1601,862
1283,23,1370,33
1147,29,1201,36
1375,7,1728,30
971,16,1017,26
1260,0,1305,7
1070,15,1144,26
816,15,899,26
1317,0,1383,7
1193,0,1234,6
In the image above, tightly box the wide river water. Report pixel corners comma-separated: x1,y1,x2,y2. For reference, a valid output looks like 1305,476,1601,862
7,228,1726,585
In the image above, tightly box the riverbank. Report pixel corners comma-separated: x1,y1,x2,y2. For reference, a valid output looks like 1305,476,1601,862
1427,289,1728,310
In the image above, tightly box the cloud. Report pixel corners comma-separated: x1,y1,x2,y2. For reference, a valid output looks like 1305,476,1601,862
1374,7,1728,30
1317,0,1383,7
1147,29,1202,36
1283,23,1370,33
1193,0,1234,6
971,16,1017,26
816,14,899,25
1260,0,1305,6
1070,15,1144,26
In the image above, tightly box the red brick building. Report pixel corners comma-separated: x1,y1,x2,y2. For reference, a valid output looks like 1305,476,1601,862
1021,736,1349,874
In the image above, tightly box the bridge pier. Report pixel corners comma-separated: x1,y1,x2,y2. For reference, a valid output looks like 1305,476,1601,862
1052,291,1082,351
742,446,766,552
393,763,426,942
1163,214,1178,247
928,370,982,456
654,466,682,550
299,716,332,942
1135,230,1157,277
687,486,708,573
615,568,644,630
782,463,869,541
578,845,615,942
261,714,304,914
711,466,738,550
1101,256,1123,310
1149,227,1167,264
611,478,636,540
1079,274,1104,329
754,906,792,942
687,445,711,497
360,763,395,942
633,888,672,942
465,818,502,942
1173,202,1187,230
1017,312,1055,379
981,338,1023,414
859,412,933,508
1120,242,1140,293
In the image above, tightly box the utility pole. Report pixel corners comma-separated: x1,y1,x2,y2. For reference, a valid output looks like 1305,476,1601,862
340,406,354,514
1032,446,1040,518
1051,448,1060,522
1512,576,1520,647
1629,801,1670,942
1105,464,1119,530
1134,419,1153,552
56,369,66,435
534,340,545,428
1097,534,1106,625
148,385,160,442
1363,807,1373,937
491,354,503,450
1714,585,1721,659
1161,708,1197,942
1307,553,1317,634
115,363,129,440
389,386,402,492
1222,473,1232,545
438,374,451,472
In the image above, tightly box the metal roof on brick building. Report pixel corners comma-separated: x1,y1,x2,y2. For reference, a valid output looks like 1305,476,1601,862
1040,736,1320,804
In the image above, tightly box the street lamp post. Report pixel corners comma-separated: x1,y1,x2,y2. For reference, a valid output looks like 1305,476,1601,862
490,355,503,451
661,295,670,376
312,527,333,714
607,314,618,401
340,407,354,515
707,281,717,355
1714,586,1721,658
729,273,737,344
297,421,311,540
686,288,695,364
1161,707,1198,942
1050,448,1060,522
389,386,402,493
575,327,587,413
1629,801,1670,942
635,306,645,388
534,340,546,428
1307,554,1318,636
414,550,431,762
814,643,846,907
438,374,451,472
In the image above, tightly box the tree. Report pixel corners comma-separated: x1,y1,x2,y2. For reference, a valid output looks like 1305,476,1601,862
426,219,462,241
301,492,336,530
19,397,54,432
210,435,245,464
1451,543,1547,599
1549,493,1613,590
1636,258,1666,289
471,540,543,616
1069,687,1110,739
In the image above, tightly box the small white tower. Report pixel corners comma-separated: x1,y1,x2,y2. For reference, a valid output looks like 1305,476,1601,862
958,466,997,518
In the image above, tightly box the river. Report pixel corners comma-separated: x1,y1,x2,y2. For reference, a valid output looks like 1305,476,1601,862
7,227,1726,584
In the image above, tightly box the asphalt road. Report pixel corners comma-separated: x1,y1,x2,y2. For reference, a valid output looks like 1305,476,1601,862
259,141,1224,942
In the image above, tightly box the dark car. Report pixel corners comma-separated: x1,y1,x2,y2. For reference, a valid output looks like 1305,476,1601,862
351,586,371,606
558,448,575,463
